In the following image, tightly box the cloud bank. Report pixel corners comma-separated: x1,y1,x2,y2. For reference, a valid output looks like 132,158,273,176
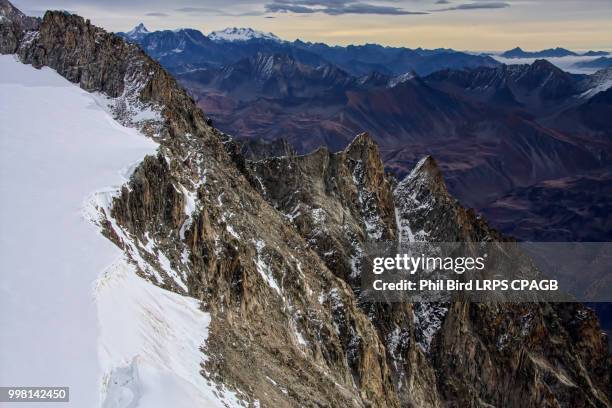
434,1,510,11
265,0,427,15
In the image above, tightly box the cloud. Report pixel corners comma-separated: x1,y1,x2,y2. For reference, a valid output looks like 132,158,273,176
265,0,428,15
434,1,510,11
144,12,168,16
175,6,266,16
175,7,222,14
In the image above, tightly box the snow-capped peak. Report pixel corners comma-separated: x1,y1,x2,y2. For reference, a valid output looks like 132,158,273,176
580,66,612,98
208,27,281,42
388,72,415,88
125,23,149,40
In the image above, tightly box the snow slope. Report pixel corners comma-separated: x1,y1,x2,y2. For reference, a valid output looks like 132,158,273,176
0,54,157,407
580,68,612,98
0,55,239,408
96,259,242,408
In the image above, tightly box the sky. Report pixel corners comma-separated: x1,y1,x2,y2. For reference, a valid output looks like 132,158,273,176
11,0,612,51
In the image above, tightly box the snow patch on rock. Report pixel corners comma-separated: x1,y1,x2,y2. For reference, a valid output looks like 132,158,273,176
254,239,282,296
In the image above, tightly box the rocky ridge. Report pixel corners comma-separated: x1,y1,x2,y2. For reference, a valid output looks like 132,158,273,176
238,137,297,161
248,136,611,407
1,3,610,407
0,0,39,53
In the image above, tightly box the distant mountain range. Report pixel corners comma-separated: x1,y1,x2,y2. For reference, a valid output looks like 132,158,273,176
178,52,415,104
117,23,500,76
209,27,281,42
500,46,609,59
117,23,612,241
574,57,612,70
178,54,612,241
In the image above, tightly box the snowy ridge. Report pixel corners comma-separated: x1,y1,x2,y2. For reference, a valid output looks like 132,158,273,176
94,62,163,130
209,27,281,42
0,55,242,408
393,157,450,353
0,55,156,406
96,258,243,408
393,159,435,241
580,67,612,98
86,175,192,294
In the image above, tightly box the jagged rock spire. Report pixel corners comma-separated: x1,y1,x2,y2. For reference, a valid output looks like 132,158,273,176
396,155,448,199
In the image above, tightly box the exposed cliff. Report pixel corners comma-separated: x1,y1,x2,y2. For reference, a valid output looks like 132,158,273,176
0,0,39,53
248,136,611,408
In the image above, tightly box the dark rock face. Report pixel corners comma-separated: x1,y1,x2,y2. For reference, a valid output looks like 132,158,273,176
248,133,397,285
425,60,581,105
2,3,610,407
395,158,611,408
575,57,612,70
249,141,611,407
394,155,504,243
246,136,444,407
500,47,578,59
0,0,39,53
16,11,132,97
239,137,297,160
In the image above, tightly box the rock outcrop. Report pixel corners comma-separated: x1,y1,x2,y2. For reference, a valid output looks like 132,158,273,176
239,137,297,161
247,136,611,408
0,0,39,53
248,133,396,284
1,3,609,407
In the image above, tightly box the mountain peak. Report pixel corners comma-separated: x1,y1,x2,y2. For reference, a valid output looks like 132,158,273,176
531,58,558,70
0,0,39,34
527,59,573,83
0,0,19,17
397,155,448,199
501,46,577,59
345,132,378,158
411,156,443,181
583,50,609,56
125,22,149,39
208,27,281,42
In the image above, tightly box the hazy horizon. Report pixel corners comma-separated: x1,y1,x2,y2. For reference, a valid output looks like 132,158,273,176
11,0,612,51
